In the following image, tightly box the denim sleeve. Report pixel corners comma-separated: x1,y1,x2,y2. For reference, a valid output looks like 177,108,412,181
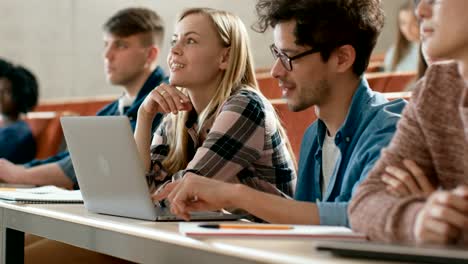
317,201,349,226
24,151,70,167
57,156,78,188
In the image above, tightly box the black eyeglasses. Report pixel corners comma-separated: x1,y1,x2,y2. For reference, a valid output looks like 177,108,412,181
269,44,320,71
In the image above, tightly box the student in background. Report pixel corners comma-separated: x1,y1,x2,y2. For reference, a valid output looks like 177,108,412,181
135,7,297,210
0,7,167,190
384,0,420,72
154,0,406,226
349,0,468,246
23,7,169,264
0,59,39,163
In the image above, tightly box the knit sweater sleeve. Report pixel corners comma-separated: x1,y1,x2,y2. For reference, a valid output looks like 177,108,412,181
348,72,438,242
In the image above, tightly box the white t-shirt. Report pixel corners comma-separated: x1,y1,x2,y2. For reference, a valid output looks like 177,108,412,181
321,132,340,196
118,93,135,115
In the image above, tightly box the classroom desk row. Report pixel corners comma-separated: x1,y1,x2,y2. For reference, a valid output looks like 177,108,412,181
0,202,399,264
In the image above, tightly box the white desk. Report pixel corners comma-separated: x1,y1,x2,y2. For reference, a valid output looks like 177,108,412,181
0,202,397,264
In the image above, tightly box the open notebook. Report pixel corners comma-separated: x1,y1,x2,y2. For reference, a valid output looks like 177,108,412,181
179,223,367,241
0,185,83,203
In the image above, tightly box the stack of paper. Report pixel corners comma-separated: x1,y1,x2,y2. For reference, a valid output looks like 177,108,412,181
179,223,366,240
0,185,83,203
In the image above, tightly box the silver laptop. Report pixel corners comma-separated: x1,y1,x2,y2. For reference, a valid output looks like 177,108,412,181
61,116,241,221
316,241,468,264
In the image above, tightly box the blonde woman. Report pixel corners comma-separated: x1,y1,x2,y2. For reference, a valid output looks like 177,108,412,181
135,8,296,203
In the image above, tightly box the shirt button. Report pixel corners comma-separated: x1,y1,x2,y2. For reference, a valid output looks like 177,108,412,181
129,116,134,121
345,137,350,142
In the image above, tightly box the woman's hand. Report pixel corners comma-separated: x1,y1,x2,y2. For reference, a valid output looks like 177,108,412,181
414,186,468,244
381,159,435,197
140,84,192,119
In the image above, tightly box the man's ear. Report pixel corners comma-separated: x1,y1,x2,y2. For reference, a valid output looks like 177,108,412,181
219,47,230,70
333,45,355,73
147,45,159,66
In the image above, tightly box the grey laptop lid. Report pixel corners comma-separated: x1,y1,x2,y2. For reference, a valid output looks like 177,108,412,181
61,116,240,221
61,116,160,220
316,241,468,264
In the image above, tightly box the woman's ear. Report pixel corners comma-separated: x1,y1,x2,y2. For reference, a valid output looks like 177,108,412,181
219,47,230,70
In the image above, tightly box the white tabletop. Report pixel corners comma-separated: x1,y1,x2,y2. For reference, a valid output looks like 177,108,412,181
0,202,398,264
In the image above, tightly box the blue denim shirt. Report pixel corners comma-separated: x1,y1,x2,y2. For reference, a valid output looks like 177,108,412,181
26,67,167,189
295,78,406,226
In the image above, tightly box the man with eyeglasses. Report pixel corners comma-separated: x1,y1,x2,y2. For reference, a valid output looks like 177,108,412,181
154,0,407,226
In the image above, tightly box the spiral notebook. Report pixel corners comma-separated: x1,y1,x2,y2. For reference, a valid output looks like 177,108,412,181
0,185,83,203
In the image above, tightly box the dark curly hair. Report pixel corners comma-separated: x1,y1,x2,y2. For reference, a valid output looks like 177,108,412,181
0,58,39,114
0,58,12,76
254,0,385,76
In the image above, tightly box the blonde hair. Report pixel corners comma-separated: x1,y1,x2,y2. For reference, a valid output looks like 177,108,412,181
162,8,296,173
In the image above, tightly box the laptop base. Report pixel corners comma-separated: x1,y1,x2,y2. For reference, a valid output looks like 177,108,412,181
316,241,468,264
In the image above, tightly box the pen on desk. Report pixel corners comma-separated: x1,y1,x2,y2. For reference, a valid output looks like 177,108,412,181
198,224,294,230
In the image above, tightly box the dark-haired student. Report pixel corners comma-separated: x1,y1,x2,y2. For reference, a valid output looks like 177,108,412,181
0,7,167,190
0,59,39,163
349,0,468,246
154,0,406,226
23,6,168,264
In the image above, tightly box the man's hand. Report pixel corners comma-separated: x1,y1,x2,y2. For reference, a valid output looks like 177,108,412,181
382,159,435,197
0,159,28,184
152,173,236,221
414,186,468,244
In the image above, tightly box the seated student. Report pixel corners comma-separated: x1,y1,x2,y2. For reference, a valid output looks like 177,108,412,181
154,0,406,226
0,59,39,163
135,7,297,207
0,7,167,189
349,0,468,246
24,7,168,264
384,0,420,72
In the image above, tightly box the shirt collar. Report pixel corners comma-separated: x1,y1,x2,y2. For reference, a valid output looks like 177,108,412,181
124,66,168,115
316,78,374,148
135,66,167,103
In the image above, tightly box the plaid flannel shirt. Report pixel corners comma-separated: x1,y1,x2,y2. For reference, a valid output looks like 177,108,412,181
147,88,296,197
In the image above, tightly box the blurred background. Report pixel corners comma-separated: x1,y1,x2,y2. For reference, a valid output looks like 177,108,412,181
0,0,408,100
